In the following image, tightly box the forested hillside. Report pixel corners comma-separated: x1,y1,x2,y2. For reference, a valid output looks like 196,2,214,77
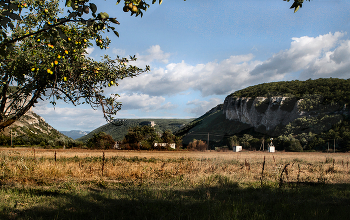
230,78,350,105
179,78,350,152
78,119,194,142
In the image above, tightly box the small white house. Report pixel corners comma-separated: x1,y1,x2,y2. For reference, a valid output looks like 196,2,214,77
154,143,176,149
233,146,242,152
268,146,275,153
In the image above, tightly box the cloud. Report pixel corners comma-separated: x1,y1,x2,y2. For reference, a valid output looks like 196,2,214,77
250,32,345,77
112,48,126,57
185,98,222,116
85,47,95,56
300,37,350,79
117,93,177,112
33,103,106,131
116,54,262,96
116,32,350,98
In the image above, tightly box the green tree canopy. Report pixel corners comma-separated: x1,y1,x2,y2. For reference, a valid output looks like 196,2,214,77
86,131,115,149
0,0,171,130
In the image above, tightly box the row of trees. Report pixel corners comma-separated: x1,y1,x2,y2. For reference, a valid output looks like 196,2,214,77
0,133,81,148
120,126,182,150
223,120,350,152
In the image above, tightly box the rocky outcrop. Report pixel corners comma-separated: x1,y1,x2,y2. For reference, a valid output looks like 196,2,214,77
223,95,348,135
2,109,57,136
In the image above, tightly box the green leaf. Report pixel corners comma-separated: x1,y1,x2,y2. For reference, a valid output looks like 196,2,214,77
66,0,72,7
109,18,119,24
113,31,119,37
89,3,97,14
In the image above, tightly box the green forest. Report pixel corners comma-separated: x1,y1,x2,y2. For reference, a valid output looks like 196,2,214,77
230,78,350,105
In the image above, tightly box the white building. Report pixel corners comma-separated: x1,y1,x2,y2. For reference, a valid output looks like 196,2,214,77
233,146,242,152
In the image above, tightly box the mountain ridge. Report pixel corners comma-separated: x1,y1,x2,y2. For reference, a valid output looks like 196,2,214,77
179,78,350,150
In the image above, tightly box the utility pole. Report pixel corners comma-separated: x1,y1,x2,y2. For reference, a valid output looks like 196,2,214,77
262,139,264,151
207,133,209,151
328,142,329,152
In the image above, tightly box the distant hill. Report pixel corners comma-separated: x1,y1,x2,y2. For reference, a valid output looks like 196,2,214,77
60,130,90,140
176,78,350,151
77,118,194,142
0,109,73,146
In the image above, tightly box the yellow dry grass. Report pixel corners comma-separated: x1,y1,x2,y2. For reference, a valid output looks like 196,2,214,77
1,147,350,187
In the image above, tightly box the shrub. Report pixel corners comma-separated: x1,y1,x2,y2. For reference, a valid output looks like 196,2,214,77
86,132,116,149
187,139,207,151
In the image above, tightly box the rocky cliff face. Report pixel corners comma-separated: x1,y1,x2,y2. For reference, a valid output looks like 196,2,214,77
223,95,348,135
2,109,60,137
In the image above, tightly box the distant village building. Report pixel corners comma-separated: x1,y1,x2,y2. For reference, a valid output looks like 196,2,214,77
232,146,242,152
113,142,120,149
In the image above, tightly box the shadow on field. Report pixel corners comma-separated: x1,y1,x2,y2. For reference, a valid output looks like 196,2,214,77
2,183,350,220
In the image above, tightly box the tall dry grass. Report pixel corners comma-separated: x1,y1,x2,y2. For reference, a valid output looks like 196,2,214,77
1,148,350,187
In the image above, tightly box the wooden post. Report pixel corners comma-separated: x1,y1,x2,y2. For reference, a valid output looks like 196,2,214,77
33,148,35,159
101,152,105,176
334,139,336,153
54,151,57,162
260,156,265,187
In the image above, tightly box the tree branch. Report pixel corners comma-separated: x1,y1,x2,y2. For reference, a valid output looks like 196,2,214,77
0,86,43,130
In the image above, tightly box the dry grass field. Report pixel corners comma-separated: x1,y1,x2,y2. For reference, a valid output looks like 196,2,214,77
1,147,350,185
1,147,350,219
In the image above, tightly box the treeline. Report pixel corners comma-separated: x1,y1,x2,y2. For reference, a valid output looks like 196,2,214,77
231,78,350,105
119,126,182,150
0,133,80,148
221,119,350,152
78,118,193,142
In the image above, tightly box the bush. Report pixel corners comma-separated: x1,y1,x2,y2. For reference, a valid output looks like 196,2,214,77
187,139,207,151
86,132,115,149
287,139,303,152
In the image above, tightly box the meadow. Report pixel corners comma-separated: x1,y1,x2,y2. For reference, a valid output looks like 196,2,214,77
1,148,350,219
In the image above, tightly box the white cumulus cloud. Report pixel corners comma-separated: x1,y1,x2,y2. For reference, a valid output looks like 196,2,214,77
116,32,350,98
185,98,222,116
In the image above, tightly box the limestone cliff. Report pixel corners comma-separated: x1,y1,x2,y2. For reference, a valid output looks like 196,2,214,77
223,95,348,135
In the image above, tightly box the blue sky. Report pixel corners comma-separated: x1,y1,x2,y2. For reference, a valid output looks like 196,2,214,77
33,0,350,131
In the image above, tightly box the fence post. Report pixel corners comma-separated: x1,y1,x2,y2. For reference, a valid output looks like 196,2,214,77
101,152,105,176
260,156,265,187
54,151,57,162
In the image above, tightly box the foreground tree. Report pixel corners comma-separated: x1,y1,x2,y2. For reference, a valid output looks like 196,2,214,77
0,0,170,130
